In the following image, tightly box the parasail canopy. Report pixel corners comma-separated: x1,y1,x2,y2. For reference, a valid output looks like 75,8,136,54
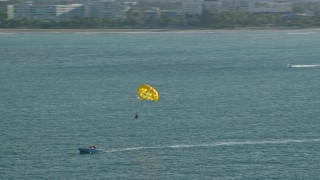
136,84,158,102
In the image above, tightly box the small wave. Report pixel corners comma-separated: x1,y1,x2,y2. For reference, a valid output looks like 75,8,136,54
103,138,320,153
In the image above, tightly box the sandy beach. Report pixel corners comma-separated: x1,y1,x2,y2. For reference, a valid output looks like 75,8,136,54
1,28,320,33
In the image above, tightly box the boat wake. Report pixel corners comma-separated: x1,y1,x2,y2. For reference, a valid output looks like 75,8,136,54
103,138,320,153
287,64,320,68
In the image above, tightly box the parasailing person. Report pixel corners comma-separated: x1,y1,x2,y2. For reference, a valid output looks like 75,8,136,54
135,84,159,118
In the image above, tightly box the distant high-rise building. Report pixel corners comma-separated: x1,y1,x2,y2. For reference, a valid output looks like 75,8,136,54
182,0,203,15
251,2,293,13
56,4,85,19
0,0,8,12
85,0,104,18
7,3,85,20
85,0,124,20
0,0,8,7
204,0,220,12
219,0,251,12
7,4,56,19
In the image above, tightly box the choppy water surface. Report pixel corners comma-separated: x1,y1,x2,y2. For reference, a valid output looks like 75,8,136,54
1,31,320,179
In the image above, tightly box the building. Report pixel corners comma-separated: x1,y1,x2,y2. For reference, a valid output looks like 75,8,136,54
251,2,293,13
182,0,204,15
204,0,293,13
142,7,160,21
103,1,125,20
7,4,57,19
0,0,8,10
85,0,125,20
160,10,182,19
204,0,221,12
85,0,104,18
56,4,85,19
219,0,252,12
7,3,85,20
0,0,8,20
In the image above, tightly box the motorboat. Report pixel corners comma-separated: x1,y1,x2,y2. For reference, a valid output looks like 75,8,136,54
78,146,102,154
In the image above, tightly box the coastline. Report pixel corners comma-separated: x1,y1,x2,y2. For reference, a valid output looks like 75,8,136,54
1,28,320,33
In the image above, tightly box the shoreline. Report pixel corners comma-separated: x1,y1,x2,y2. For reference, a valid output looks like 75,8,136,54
1,28,320,33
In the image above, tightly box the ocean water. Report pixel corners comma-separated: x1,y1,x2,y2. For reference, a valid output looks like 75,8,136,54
1,31,320,179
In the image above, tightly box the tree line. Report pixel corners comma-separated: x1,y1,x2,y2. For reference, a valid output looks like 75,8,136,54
1,10,320,29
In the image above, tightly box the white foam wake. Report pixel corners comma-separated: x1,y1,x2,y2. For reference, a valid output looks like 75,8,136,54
103,138,320,153
288,64,320,68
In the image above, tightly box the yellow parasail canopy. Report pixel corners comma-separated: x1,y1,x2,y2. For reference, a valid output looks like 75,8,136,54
136,84,159,102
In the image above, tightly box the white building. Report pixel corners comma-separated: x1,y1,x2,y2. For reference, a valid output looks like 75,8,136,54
56,4,85,19
85,0,125,20
7,4,57,19
182,0,204,15
7,4,85,20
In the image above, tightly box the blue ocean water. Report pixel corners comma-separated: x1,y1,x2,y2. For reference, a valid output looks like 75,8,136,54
1,31,320,179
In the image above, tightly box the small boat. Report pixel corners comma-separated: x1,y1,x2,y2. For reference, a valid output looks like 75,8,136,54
78,146,102,154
